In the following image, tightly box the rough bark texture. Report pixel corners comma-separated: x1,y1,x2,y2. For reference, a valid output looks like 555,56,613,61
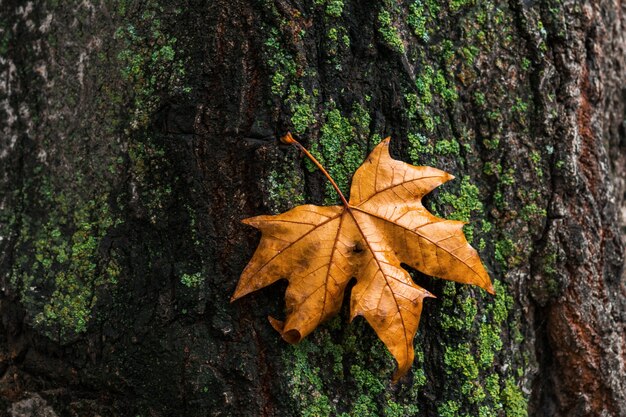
0,1,624,416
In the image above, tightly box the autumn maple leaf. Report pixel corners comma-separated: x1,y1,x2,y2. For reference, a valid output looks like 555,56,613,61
232,133,494,380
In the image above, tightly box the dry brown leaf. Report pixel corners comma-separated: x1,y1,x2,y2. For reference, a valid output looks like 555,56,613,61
232,133,494,380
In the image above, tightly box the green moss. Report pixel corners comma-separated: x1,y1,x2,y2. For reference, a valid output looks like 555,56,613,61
266,31,297,93
24,194,121,338
405,94,421,121
529,151,544,178
378,10,405,53
415,68,434,105
407,66,442,132
404,57,459,138
265,28,316,134
351,394,379,416
474,91,486,106
483,162,502,176
438,176,483,242
483,136,500,150
479,405,499,417
438,400,461,417
266,166,306,213
328,27,338,42
440,287,478,331
309,106,370,204
325,24,351,58
537,277,558,301
384,400,419,416
520,203,547,222
530,151,541,164
283,317,401,416
542,251,558,276
407,1,431,42
408,132,434,163
433,69,458,102
534,249,561,299
500,169,515,186
485,373,501,401
491,280,514,325
326,0,344,17
351,102,372,135
477,323,503,367
2,2,180,342
494,238,514,267
315,0,344,17
449,0,474,12
436,279,522,414
181,272,203,288
434,139,460,156
511,98,529,114
441,281,457,307
351,365,385,395
114,5,189,129
271,71,286,94
287,341,333,417
521,57,531,70
288,86,316,135
502,378,528,417
444,343,479,382
461,45,480,66
440,39,456,65
412,367,426,387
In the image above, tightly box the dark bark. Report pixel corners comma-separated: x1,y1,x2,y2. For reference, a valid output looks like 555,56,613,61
0,0,624,416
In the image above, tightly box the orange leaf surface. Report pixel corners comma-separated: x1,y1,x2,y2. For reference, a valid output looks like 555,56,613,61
232,134,494,380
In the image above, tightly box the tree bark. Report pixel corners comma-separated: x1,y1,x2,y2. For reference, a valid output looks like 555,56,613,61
1,1,624,416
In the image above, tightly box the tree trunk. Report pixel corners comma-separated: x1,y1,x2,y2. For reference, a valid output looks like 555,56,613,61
1,0,624,416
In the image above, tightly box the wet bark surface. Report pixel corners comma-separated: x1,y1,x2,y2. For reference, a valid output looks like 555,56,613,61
0,1,624,416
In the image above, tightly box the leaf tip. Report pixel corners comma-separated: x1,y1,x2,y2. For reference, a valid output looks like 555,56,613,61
268,316,284,331
241,216,262,228
269,317,303,344
486,282,496,295
230,287,244,303
391,363,411,383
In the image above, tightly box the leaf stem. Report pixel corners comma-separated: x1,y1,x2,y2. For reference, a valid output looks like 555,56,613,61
281,132,350,208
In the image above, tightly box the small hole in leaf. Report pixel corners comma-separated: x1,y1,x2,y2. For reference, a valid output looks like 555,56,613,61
352,242,364,253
